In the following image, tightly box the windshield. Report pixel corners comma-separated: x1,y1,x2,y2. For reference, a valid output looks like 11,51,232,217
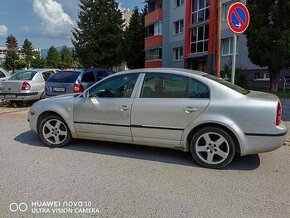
203,74,250,95
9,71,37,81
47,71,81,83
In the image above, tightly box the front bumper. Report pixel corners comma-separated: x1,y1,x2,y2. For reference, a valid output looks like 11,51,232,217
0,92,40,101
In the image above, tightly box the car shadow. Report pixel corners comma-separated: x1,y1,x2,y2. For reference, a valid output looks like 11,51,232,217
14,131,260,171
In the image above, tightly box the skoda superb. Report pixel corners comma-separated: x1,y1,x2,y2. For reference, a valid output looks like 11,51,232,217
28,68,287,169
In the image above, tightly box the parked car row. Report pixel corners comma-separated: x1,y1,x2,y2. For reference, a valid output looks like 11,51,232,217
0,68,114,102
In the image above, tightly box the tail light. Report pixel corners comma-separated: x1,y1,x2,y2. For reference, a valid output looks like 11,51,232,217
276,102,282,126
73,82,84,93
21,81,31,90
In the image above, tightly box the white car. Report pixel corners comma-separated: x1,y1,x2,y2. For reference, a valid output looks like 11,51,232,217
0,68,10,92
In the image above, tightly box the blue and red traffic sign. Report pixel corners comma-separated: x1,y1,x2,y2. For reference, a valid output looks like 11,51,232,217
227,2,250,34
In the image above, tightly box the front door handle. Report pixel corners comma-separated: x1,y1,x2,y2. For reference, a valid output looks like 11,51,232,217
183,107,198,114
120,105,129,112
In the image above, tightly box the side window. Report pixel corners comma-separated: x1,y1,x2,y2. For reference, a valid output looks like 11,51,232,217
141,73,188,98
42,71,54,81
81,72,95,83
0,71,5,78
95,71,108,81
188,78,209,98
89,74,139,98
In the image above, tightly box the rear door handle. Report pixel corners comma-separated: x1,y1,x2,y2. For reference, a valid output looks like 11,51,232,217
183,107,198,114
120,105,129,112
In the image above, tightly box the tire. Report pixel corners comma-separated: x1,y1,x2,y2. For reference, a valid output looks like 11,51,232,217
190,127,236,169
39,115,72,147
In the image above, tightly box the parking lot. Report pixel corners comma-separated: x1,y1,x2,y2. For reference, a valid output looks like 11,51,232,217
0,105,290,217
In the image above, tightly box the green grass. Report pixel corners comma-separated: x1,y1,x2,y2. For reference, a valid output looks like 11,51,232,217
244,86,290,99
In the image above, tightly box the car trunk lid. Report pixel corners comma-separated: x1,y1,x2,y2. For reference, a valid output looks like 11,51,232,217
45,82,74,96
3,80,25,92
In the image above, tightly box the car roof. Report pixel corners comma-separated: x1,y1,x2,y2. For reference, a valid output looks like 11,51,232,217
116,68,207,76
74,68,111,72
27,68,59,73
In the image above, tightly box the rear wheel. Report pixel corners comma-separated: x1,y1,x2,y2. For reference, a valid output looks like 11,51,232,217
39,115,72,147
190,127,236,169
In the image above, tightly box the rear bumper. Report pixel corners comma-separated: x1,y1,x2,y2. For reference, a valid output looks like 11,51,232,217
241,128,287,156
0,92,40,101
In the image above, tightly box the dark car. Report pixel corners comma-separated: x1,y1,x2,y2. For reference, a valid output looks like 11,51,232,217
45,68,114,97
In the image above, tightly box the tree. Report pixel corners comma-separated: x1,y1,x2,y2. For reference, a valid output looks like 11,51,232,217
124,7,145,69
4,34,19,72
4,50,19,72
46,46,60,68
246,0,290,91
15,59,28,70
6,34,18,50
72,0,124,68
59,46,74,69
31,50,46,68
22,39,33,67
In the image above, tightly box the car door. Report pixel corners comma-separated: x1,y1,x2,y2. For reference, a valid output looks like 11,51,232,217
73,73,140,143
131,73,210,148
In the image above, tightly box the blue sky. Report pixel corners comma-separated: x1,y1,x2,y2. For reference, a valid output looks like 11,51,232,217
0,0,144,49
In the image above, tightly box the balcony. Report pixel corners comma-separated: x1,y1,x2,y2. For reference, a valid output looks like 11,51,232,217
145,35,163,50
145,8,163,26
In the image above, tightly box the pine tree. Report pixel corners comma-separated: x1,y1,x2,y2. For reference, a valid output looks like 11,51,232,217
59,46,74,69
4,34,19,72
46,46,60,68
22,39,33,67
6,34,18,50
124,7,145,69
246,0,290,91
72,0,124,68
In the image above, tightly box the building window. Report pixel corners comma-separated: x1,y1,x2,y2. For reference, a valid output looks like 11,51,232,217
191,24,209,54
222,37,236,56
173,47,184,61
174,20,184,34
176,0,184,7
192,0,210,24
145,21,162,38
222,3,232,21
145,48,162,61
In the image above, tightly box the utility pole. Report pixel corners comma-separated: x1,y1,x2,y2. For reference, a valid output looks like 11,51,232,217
214,0,221,77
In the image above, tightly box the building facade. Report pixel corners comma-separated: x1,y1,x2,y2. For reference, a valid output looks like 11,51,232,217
144,0,271,84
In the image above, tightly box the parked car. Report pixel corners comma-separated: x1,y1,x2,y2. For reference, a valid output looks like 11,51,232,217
0,68,10,92
28,68,287,169
45,68,114,97
0,69,57,102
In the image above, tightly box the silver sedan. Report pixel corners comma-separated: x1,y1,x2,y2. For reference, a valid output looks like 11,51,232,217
27,68,287,169
0,69,57,101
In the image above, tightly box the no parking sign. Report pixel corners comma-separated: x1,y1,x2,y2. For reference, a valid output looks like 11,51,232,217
227,2,250,84
227,2,250,34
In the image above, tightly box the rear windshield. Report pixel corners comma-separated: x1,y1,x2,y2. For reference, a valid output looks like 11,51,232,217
9,71,37,81
47,71,81,83
203,74,250,95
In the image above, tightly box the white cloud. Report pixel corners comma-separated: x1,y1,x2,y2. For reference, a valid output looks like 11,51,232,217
0,25,8,37
33,0,75,37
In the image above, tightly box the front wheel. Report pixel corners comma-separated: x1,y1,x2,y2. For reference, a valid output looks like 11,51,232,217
39,115,72,147
190,127,236,169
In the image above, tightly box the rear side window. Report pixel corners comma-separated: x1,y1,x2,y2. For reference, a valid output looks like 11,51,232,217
141,73,188,98
95,71,108,81
47,71,81,83
42,71,55,81
81,72,95,83
188,78,210,98
9,71,37,81
0,71,5,78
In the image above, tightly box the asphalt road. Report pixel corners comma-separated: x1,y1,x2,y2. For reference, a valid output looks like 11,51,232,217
0,116,290,218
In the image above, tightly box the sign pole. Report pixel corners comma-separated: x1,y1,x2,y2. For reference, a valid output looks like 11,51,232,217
231,33,237,84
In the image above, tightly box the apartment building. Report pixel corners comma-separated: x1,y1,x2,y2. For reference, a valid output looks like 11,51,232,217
144,0,272,85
